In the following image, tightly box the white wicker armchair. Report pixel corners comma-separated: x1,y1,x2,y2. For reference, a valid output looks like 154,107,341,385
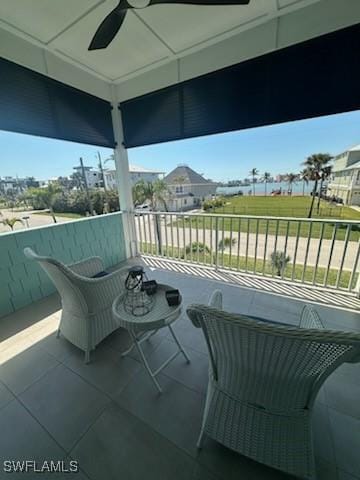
187,291,360,479
24,247,128,363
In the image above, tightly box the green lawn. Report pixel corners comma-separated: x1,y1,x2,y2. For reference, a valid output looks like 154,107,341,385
34,211,85,219
172,197,360,241
213,195,360,220
140,243,356,291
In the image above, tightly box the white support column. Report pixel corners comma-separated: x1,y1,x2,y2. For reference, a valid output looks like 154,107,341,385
110,93,137,259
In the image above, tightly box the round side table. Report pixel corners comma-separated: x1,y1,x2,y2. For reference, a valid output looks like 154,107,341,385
112,283,190,392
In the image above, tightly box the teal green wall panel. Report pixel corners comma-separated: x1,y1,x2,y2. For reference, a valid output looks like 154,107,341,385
0,212,127,318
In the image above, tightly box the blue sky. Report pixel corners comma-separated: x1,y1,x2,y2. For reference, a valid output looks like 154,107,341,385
1,110,359,182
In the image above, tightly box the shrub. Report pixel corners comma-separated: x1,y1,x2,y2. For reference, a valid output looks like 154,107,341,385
218,237,236,251
52,189,120,215
184,242,210,255
202,197,226,211
270,251,291,276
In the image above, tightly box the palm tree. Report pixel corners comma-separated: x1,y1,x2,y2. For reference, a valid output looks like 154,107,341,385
303,153,332,218
249,168,259,196
300,168,309,196
132,179,169,210
2,217,23,231
104,153,115,166
286,173,297,195
263,172,271,196
132,179,170,254
270,251,291,276
28,184,62,223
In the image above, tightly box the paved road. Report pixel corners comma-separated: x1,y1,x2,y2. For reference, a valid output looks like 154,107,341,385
0,209,72,233
136,216,359,271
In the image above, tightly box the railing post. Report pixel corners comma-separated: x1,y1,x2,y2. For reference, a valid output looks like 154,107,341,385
355,261,360,298
214,216,219,271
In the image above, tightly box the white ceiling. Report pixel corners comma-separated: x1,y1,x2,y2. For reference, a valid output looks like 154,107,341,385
0,0,316,82
0,0,359,101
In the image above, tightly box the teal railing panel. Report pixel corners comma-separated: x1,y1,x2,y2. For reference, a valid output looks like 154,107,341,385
0,213,126,318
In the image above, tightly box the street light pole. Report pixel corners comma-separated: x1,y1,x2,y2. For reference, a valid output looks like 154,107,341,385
79,157,94,215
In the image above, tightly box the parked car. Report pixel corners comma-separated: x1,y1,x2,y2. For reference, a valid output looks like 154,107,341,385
135,204,152,216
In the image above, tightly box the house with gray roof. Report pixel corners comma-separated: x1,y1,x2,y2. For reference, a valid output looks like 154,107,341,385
164,165,217,211
327,144,360,205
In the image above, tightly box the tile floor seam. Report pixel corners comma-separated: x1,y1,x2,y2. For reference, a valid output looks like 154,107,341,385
317,403,338,466
68,401,207,479
65,401,113,456
1,359,59,397
164,330,209,356
328,406,360,478
145,338,209,396
325,391,360,421
56,350,147,408
10,395,68,459
113,376,206,459
16,363,114,456
337,467,360,480
0,396,13,412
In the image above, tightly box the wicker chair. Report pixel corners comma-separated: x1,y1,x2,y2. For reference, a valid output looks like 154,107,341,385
24,247,128,363
187,291,360,479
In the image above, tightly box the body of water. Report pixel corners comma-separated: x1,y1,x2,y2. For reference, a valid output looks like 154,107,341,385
217,181,316,196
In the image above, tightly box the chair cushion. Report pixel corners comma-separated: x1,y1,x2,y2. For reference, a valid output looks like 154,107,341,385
92,270,109,278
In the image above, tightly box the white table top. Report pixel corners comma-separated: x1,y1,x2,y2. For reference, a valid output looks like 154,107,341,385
112,283,182,333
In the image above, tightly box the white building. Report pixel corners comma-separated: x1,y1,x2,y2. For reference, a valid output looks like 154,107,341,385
164,165,218,212
104,164,164,189
73,166,103,189
0,176,39,194
327,144,360,205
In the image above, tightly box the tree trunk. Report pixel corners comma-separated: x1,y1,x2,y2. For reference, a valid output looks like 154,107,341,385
302,181,305,196
154,214,162,255
317,178,323,214
307,180,318,218
50,207,57,223
265,182,267,196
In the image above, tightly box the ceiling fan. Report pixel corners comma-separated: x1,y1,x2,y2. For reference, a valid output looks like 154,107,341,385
88,0,251,50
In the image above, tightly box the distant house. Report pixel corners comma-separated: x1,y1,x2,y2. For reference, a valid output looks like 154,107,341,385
104,164,164,189
0,176,39,194
164,165,217,212
73,166,103,189
327,144,360,205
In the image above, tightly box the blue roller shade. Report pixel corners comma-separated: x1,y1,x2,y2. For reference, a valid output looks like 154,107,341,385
0,56,115,148
121,23,360,148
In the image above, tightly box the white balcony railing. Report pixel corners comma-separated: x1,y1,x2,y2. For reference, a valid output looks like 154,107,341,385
134,212,360,294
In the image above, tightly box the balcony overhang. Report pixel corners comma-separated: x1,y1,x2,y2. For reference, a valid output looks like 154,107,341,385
0,0,359,148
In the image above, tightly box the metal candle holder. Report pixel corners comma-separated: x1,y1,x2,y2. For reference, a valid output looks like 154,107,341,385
124,266,154,316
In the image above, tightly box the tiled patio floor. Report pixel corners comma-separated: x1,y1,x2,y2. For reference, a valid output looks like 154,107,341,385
0,265,359,480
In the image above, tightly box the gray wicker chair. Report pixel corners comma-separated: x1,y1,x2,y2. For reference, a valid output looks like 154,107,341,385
187,291,360,479
24,247,128,363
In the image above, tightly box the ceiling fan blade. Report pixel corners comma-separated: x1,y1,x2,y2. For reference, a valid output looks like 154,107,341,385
149,0,250,5
88,4,129,51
